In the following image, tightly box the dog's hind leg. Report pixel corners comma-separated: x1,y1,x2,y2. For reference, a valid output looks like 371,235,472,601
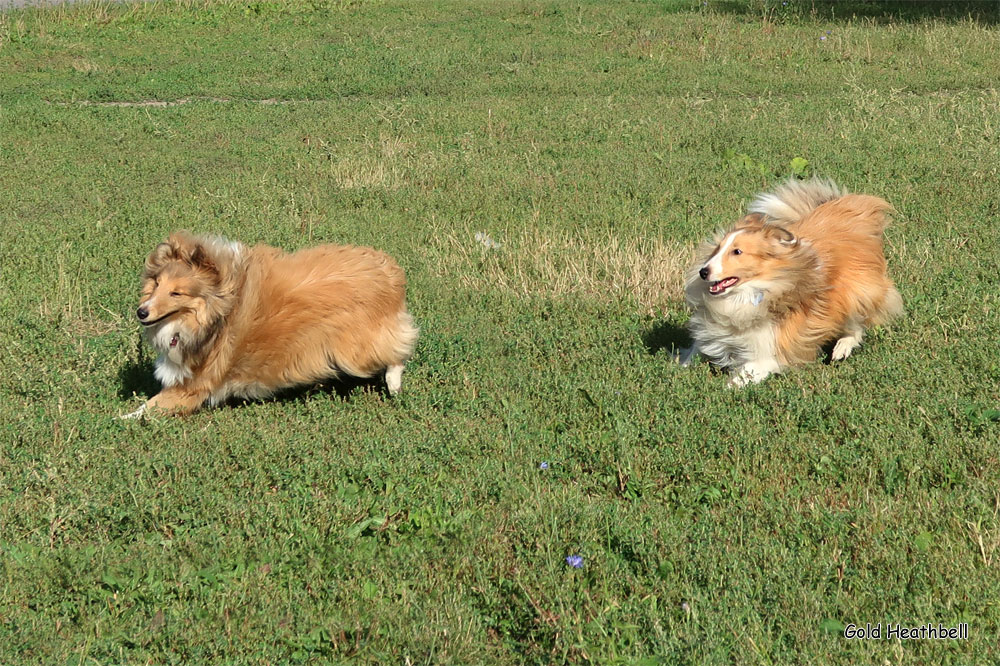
385,364,405,395
832,319,864,361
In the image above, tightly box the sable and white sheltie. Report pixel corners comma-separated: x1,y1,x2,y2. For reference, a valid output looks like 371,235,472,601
681,178,902,386
123,232,418,417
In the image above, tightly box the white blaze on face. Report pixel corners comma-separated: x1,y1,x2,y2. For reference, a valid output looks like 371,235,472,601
704,230,743,281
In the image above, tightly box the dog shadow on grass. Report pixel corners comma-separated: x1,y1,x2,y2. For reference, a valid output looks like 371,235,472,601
712,0,999,24
117,356,389,408
117,357,160,400
266,375,390,404
642,319,692,357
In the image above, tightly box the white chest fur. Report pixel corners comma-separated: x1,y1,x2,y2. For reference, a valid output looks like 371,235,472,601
148,321,191,387
687,286,776,369
154,354,192,387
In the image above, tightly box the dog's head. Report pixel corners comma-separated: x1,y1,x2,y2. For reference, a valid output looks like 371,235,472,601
690,214,800,296
137,232,238,353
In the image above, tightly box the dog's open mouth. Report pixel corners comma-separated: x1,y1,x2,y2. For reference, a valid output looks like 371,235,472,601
169,334,179,348
708,277,739,294
140,311,178,327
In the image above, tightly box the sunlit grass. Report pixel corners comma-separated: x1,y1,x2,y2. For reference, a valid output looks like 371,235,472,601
1,1,998,663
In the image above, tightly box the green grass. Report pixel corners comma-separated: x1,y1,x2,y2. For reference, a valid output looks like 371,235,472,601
2,0,999,663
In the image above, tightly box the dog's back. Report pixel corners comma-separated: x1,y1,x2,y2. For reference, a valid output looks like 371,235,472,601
225,243,417,391
795,194,901,329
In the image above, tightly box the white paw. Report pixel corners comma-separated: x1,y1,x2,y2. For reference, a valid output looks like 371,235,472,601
728,371,755,388
385,365,404,396
729,363,777,387
831,336,860,361
119,404,147,420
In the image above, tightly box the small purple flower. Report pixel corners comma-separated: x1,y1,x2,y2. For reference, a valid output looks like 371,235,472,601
539,462,549,470
820,36,827,41
826,30,832,34
565,554,584,568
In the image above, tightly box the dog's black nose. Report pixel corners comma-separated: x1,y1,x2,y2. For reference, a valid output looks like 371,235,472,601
136,307,149,321
699,267,709,280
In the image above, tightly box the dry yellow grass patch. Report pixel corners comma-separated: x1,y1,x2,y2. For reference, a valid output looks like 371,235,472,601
331,160,402,190
37,249,119,340
430,227,692,313
330,134,412,190
70,57,99,74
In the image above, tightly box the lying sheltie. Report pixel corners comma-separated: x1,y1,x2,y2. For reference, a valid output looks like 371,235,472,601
123,232,418,417
681,178,902,386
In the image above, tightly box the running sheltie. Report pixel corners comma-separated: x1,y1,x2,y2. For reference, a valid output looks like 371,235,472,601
123,232,418,416
681,178,902,386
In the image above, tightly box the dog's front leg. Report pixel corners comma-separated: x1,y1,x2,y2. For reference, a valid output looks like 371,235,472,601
677,343,701,367
729,359,781,387
141,386,210,416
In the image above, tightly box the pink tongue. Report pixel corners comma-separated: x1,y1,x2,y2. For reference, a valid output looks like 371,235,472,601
710,278,738,294
170,335,179,348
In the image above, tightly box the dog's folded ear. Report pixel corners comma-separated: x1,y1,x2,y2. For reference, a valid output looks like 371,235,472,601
736,213,767,229
145,242,177,273
161,231,218,276
189,245,217,275
763,224,797,247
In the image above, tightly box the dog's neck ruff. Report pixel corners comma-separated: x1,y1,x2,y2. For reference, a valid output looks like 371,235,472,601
691,283,769,327
154,354,192,387
147,320,192,387
686,287,778,370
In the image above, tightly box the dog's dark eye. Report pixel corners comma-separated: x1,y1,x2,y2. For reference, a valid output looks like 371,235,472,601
170,291,181,297
732,249,742,255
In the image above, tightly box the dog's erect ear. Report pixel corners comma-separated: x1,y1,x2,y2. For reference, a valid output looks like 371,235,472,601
763,224,797,247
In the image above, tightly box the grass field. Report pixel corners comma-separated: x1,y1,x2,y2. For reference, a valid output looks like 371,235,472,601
2,0,999,663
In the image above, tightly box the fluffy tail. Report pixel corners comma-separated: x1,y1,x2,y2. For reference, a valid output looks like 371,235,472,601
381,309,419,365
748,177,845,225
868,285,904,326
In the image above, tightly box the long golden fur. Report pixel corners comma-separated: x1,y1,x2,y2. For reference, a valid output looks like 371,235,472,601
125,232,418,416
682,178,902,386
